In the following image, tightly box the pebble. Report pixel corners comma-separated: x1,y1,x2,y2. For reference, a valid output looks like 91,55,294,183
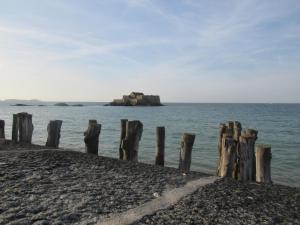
0,150,205,224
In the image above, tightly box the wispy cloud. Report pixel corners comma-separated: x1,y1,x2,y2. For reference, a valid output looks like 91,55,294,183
0,0,299,101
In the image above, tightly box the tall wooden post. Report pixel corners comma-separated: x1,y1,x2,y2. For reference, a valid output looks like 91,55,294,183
217,123,227,175
18,112,34,144
227,121,234,136
238,129,258,182
121,120,143,161
119,119,128,159
155,127,165,166
179,133,195,174
217,133,237,177
233,121,242,142
0,120,5,139
12,114,19,142
46,120,63,148
256,145,272,184
84,120,101,155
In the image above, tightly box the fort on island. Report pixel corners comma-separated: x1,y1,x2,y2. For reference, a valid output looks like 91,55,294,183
107,92,163,106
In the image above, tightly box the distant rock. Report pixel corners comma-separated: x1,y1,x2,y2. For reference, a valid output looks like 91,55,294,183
54,103,69,107
106,92,163,106
12,104,32,106
71,104,84,107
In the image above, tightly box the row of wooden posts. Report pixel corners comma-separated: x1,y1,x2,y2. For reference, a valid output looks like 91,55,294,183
0,113,272,183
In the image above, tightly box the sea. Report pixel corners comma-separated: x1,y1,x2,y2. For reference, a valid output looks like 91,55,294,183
0,102,299,187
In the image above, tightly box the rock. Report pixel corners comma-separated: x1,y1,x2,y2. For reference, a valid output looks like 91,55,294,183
54,103,69,106
106,92,163,106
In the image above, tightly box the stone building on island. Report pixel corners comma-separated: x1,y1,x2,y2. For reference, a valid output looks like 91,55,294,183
107,92,163,106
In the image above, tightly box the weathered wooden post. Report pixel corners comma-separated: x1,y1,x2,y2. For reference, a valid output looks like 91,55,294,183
217,123,227,175
84,120,101,155
121,120,143,161
233,121,242,142
155,126,165,166
46,120,63,148
217,133,237,178
18,112,34,144
0,120,5,139
179,133,195,174
256,145,272,184
238,129,258,182
227,121,234,136
12,114,19,142
119,119,128,160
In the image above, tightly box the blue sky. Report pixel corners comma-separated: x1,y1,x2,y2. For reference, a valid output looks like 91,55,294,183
0,0,299,102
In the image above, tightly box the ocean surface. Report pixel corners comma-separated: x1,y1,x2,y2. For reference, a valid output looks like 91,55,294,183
0,103,299,187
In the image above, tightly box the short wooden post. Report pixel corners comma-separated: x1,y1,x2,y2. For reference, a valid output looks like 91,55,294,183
12,114,19,142
0,120,5,139
18,112,34,144
119,119,128,159
256,145,272,184
84,120,101,155
121,120,143,161
179,133,195,174
218,133,237,177
155,127,165,166
238,130,258,182
46,120,63,148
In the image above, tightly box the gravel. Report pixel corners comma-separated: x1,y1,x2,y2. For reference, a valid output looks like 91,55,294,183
0,150,207,225
0,140,52,151
133,178,300,225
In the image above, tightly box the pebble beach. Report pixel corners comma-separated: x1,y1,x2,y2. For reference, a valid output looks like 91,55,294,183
0,145,299,225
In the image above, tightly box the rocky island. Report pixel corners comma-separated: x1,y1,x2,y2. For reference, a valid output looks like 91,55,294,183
106,92,163,106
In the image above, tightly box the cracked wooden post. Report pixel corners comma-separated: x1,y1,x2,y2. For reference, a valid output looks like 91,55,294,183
155,126,165,166
218,133,237,178
227,121,234,136
12,114,19,142
0,120,5,139
46,120,63,148
238,129,258,182
233,121,242,142
179,133,195,174
217,123,227,175
121,120,143,161
18,112,34,144
119,119,128,160
256,145,272,184
84,120,101,155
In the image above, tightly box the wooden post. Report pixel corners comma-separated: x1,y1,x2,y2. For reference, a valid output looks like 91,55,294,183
46,120,63,148
179,133,195,174
119,119,128,159
218,133,237,177
0,120,5,139
217,123,227,175
12,114,19,142
233,121,242,142
256,145,272,184
84,120,101,155
238,130,257,182
121,120,143,161
18,112,34,144
227,121,234,136
155,127,165,166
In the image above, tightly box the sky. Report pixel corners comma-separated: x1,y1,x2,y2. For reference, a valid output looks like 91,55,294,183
0,0,300,103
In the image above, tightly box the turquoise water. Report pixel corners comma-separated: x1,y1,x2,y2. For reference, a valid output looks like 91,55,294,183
0,103,299,187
